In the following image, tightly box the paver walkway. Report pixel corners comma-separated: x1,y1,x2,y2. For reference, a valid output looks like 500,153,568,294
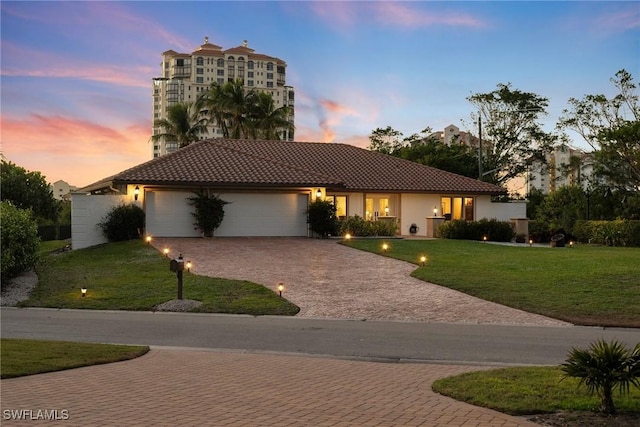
1,349,539,427
153,238,569,326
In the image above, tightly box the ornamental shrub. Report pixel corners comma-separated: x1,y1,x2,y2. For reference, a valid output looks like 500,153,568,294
188,192,229,237
1,201,39,282
437,219,515,242
573,220,640,247
338,215,396,237
306,199,338,238
99,203,145,242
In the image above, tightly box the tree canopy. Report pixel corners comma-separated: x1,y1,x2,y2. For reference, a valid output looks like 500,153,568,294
0,160,59,222
558,69,640,190
467,83,555,186
151,102,208,149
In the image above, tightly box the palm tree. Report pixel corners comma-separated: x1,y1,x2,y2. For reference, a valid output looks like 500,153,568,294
197,79,294,140
562,340,640,414
151,102,208,149
250,92,293,140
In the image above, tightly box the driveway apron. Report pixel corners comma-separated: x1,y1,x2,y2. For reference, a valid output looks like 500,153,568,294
153,238,568,326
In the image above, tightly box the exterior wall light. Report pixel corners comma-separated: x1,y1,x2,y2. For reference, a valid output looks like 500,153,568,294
382,243,389,252
81,287,87,298
433,207,438,216
420,255,427,266
163,248,170,257
134,186,140,201
384,207,389,215
277,283,284,297
316,189,322,198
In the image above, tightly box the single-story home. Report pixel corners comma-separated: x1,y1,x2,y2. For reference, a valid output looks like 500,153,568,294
72,139,527,249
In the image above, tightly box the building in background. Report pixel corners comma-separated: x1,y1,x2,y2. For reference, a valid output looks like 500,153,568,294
526,144,595,195
152,37,295,157
51,180,78,200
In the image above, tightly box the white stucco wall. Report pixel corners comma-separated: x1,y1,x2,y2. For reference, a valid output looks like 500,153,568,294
71,193,133,250
400,194,441,236
476,198,527,221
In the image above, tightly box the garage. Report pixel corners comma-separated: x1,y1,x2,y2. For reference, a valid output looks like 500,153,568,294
145,191,309,237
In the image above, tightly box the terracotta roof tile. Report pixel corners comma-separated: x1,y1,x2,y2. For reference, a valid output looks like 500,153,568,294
86,139,505,195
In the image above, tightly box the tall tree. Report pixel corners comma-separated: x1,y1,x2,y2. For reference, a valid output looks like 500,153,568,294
558,69,640,189
368,126,404,154
467,83,555,186
395,140,479,178
197,79,293,140
0,160,59,222
151,102,208,149
250,92,293,140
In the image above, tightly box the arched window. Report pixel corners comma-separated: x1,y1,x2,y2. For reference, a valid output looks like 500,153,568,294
196,57,204,66
266,62,274,71
247,60,254,69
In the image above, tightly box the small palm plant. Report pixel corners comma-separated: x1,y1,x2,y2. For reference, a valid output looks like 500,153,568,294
561,339,640,414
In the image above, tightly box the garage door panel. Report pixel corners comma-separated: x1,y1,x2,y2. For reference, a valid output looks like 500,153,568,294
146,191,308,237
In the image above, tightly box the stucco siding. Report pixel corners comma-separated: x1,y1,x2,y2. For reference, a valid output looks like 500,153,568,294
71,194,131,250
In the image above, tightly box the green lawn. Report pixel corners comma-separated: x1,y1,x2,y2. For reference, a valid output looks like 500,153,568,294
26,240,299,316
344,239,640,327
1,338,149,379
432,366,640,415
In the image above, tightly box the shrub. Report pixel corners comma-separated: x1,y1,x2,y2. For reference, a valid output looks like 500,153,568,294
528,219,552,243
338,215,396,237
306,199,338,238
1,201,39,282
573,220,640,247
437,219,515,242
99,204,145,242
188,192,229,237
562,340,640,415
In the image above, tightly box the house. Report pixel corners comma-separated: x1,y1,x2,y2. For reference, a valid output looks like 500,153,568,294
72,139,526,249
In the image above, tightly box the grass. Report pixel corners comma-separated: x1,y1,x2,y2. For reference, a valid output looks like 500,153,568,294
26,239,299,316
432,366,640,415
1,338,149,379
344,239,640,327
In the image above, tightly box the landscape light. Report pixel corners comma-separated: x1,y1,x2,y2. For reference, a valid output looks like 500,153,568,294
277,283,284,297
81,287,87,298
146,236,152,244
420,255,427,266
163,248,170,257
186,261,192,272
344,233,351,241
483,236,487,243
529,239,533,247
382,243,389,252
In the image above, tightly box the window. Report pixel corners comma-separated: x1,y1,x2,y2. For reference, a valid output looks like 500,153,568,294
327,195,348,218
217,69,224,76
440,197,474,221
267,81,273,88
196,68,203,74
248,71,254,78
176,59,184,67
217,78,224,84
196,57,203,66
196,77,203,83
248,61,254,69
217,58,224,67
267,62,273,71
267,73,273,80
248,80,254,87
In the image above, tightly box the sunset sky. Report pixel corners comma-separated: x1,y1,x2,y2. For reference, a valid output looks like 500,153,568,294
1,1,638,188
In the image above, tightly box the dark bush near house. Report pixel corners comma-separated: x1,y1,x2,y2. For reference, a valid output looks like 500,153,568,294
528,219,552,243
306,199,338,238
1,201,39,282
437,219,515,242
188,192,229,237
574,220,640,247
338,215,397,237
99,204,145,242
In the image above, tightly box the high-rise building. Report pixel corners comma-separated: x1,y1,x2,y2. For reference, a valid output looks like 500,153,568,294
151,37,295,157
526,144,595,195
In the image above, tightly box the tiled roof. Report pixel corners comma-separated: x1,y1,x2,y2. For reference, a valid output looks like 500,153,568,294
85,139,505,195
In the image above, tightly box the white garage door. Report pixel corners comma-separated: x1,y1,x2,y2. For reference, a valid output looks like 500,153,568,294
146,191,309,237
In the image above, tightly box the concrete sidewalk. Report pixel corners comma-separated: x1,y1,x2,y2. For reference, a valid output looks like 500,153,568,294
1,348,539,426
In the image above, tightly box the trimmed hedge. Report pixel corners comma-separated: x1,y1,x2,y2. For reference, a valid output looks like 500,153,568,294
437,218,516,242
98,204,145,242
574,220,640,247
338,215,397,237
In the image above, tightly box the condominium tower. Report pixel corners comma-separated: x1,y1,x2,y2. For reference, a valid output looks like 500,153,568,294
152,37,295,157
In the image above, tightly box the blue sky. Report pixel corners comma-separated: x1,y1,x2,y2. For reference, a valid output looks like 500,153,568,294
1,1,638,187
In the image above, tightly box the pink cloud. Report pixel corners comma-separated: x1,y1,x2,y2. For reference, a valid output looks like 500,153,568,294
309,1,486,29
596,8,640,31
320,99,359,116
0,42,152,88
1,114,151,186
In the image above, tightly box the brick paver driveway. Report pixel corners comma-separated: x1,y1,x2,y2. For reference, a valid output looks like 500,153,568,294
153,238,569,326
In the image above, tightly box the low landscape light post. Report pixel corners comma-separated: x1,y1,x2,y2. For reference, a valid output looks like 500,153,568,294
81,286,87,298
277,283,284,298
420,255,427,267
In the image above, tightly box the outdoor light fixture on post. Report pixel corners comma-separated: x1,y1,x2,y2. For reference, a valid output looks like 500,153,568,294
146,236,152,244
277,283,284,298
569,241,574,248
81,287,87,298
344,233,351,241
529,239,533,247
134,186,140,201
382,243,389,252
433,207,438,216
420,255,427,266
384,206,389,215
163,248,170,257
186,261,192,272
483,236,487,243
